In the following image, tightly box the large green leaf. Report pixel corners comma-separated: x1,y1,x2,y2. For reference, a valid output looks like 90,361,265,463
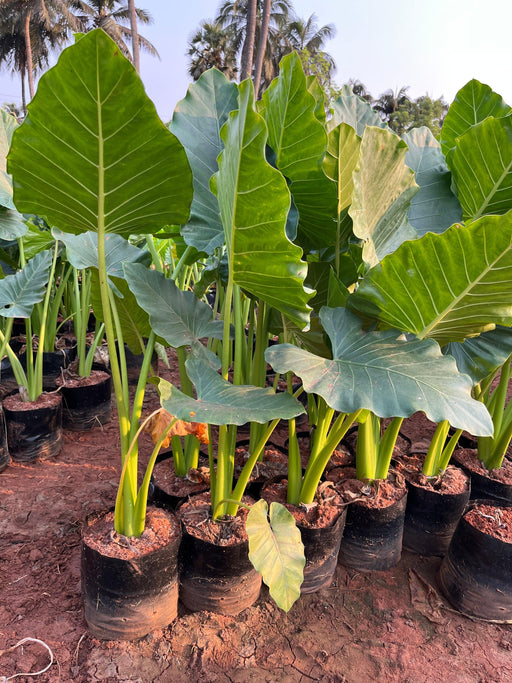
323,122,360,251
403,127,462,235
350,127,418,266
0,249,52,317
213,78,312,329
440,79,512,157
329,89,387,137
123,262,225,348
0,110,17,210
444,326,512,384
449,115,512,221
54,229,150,278
157,357,305,425
260,53,338,250
170,69,238,255
265,307,492,435
7,29,192,236
247,499,304,612
348,212,512,346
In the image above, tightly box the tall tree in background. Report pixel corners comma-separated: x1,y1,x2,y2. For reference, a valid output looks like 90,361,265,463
187,20,237,81
252,0,270,94
70,0,158,64
1,0,79,100
0,0,74,107
127,0,139,72
240,0,256,80
374,86,410,119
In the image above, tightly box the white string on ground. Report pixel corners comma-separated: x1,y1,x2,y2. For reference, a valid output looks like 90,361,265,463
0,637,54,681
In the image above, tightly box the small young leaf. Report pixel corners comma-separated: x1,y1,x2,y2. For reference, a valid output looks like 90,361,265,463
246,499,305,612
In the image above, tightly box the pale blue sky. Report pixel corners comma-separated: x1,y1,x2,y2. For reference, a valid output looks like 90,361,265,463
1,0,511,120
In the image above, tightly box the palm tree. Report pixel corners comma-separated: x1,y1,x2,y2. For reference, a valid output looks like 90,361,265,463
127,0,139,73
0,0,72,108
216,0,292,85
374,86,410,119
187,20,237,81
253,0,270,95
70,0,158,63
283,13,336,77
240,0,256,80
347,78,373,104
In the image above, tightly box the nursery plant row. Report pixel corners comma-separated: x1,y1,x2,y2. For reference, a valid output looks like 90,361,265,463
1,28,512,639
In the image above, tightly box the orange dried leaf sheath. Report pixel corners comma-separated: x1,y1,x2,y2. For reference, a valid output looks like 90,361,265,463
143,408,209,448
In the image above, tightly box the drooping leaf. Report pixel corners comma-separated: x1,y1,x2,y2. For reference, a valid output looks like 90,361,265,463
440,79,512,157
348,212,512,345
170,69,239,254
54,229,150,277
7,29,192,236
0,249,53,318
448,115,512,221
123,262,225,348
261,53,338,250
444,326,512,384
265,307,492,436
213,78,313,329
403,127,462,235
247,499,304,612
323,122,361,251
156,358,305,426
329,89,387,137
349,127,418,266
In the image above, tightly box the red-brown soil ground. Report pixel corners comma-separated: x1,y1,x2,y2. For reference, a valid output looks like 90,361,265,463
1,374,512,682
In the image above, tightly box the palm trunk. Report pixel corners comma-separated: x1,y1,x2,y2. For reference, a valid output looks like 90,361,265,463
253,0,270,97
21,66,27,115
127,0,140,73
25,10,35,100
240,0,257,81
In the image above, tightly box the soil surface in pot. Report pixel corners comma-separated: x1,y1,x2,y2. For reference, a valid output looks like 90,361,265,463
465,503,512,543
327,467,407,508
454,448,512,485
55,368,111,389
261,478,344,528
2,360,512,682
396,455,470,494
83,507,181,560
152,458,210,499
178,492,252,546
2,390,61,411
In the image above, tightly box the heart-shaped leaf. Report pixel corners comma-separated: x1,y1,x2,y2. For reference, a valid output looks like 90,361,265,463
123,262,225,348
329,89,387,136
7,29,192,236
213,78,312,329
156,357,305,426
261,53,338,250
444,326,512,384
449,115,512,221
0,249,53,317
247,499,304,612
403,127,462,235
441,79,512,157
170,69,238,254
350,127,418,266
54,229,150,277
266,307,492,436
348,212,512,345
